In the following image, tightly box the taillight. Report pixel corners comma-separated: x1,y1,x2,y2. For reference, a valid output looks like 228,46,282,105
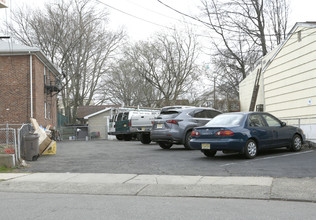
129,120,131,127
166,120,182,124
215,130,234,136
191,131,200,137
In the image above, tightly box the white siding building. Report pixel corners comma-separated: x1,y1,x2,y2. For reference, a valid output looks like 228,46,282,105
239,22,316,142
84,108,112,140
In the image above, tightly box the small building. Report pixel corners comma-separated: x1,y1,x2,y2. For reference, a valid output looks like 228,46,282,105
84,108,112,139
239,22,316,142
76,105,119,124
0,41,61,127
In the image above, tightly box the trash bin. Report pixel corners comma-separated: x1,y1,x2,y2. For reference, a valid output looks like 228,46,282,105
23,133,40,161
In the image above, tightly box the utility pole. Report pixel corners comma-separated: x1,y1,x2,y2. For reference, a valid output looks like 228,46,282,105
213,77,216,109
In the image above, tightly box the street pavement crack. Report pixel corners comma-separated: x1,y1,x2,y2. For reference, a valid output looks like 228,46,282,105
135,184,149,196
122,174,138,184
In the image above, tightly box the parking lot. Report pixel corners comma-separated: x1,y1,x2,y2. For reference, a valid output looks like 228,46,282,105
22,140,316,178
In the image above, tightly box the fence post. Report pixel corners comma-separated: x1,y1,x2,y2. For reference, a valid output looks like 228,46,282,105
13,129,18,165
6,123,9,145
17,128,21,162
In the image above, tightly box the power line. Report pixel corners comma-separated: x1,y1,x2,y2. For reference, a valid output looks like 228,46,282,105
127,0,201,28
94,0,175,31
156,0,309,38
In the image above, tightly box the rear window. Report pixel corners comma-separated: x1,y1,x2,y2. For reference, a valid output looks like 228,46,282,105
191,109,221,118
206,114,244,126
157,111,180,119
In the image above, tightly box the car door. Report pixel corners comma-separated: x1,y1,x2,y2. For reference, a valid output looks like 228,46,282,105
247,114,273,148
261,114,290,147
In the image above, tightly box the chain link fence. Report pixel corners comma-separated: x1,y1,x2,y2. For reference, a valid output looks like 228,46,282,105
0,124,32,166
59,125,111,140
59,125,89,141
0,127,17,166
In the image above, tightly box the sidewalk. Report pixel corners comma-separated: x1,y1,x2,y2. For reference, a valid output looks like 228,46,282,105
1,173,315,202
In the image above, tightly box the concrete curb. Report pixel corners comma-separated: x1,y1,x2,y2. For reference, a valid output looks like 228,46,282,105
0,173,315,202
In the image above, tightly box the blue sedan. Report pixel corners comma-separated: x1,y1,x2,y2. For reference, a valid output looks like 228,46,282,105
190,112,306,159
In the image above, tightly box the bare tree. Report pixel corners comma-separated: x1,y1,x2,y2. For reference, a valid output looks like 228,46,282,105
98,55,161,107
5,0,125,123
127,29,200,107
267,0,289,45
199,0,289,110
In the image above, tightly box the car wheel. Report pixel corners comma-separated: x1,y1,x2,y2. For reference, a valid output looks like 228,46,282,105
202,150,216,157
184,131,193,150
290,134,302,152
244,139,257,159
158,142,173,149
123,134,132,141
140,133,151,144
116,135,123,140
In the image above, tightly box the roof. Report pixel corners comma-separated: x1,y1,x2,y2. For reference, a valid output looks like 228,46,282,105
0,40,61,77
84,108,112,119
261,22,316,74
77,105,120,119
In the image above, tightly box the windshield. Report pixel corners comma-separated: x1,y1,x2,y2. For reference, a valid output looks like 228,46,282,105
205,114,244,126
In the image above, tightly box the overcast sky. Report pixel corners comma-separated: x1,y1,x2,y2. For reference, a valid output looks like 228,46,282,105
1,0,316,41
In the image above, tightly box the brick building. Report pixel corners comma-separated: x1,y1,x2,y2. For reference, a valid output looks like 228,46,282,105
0,40,61,127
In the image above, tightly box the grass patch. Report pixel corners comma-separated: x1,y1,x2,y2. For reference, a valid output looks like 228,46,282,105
0,165,16,173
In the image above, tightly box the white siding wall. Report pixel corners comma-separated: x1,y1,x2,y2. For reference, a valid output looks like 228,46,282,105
239,67,265,111
239,47,277,112
264,26,316,118
88,112,110,139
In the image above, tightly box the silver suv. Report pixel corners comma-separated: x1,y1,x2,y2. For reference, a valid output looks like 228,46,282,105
151,107,221,149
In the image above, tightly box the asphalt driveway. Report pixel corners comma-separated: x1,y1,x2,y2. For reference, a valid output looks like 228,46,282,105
21,140,316,178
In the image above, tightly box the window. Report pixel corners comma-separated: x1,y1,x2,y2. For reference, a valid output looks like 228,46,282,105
192,110,205,118
122,112,129,120
47,69,50,83
44,102,47,119
262,114,281,127
117,113,123,121
248,115,265,127
206,114,244,126
192,109,221,119
44,66,47,84
204,110,221,118
48,103,51,119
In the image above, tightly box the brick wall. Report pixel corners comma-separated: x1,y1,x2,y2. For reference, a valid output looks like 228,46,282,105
0,54,58,127
0,55,29,124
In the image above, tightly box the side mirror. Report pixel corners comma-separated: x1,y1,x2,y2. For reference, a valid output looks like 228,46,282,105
281,122,286,127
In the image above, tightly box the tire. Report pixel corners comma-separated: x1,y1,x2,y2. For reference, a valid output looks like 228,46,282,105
202,150,216,157
290,134,302,152
123,134,132,141
184,131,193,150
116,135,123,141
140,133,151,144
244,139,257,159
158,142,173,149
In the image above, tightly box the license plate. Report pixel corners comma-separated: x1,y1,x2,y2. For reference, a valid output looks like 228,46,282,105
201,143,210,150
141,127,146,131
157,124,163,129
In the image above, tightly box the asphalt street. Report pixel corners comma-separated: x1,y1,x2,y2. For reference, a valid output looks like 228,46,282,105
1,192,316,220
2,140,315,219
21,140,316,178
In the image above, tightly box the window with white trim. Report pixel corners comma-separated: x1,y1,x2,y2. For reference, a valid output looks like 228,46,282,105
44,66,47,84
45,102,47,119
